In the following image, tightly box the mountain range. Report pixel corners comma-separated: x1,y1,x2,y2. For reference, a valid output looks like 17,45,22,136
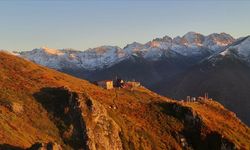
9,32,250,126
1,51,250,150
17,32,235,71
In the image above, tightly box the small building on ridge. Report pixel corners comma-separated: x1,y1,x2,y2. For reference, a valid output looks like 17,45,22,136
97,80,113,90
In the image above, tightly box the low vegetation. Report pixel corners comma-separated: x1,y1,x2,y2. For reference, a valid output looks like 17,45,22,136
0,52,249,150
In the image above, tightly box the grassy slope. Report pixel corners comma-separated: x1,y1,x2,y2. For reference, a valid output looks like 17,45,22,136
184,100,250,148
0,52,250,149
0,52,102,148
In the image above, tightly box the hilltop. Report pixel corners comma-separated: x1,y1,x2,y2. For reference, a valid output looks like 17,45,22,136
0,52,250,150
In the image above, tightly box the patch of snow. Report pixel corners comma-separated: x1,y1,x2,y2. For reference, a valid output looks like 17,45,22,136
234,37,250,57
220,50,229,56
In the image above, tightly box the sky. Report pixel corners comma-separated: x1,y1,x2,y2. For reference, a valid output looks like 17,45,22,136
0,0,250,51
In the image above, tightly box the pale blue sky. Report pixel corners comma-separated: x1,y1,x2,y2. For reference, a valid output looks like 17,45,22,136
0,0,250,51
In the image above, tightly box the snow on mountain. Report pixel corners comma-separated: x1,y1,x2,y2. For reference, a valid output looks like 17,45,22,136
123,32,230,60
205,36,250,66
19,47,75,69
204,33,235,51
18,32,236,71
231,36,250,57
75,46,127,70
123,42,144,54
171,33,205,56
219,36,250,61
181,32,205,45
171,32,235,56
19,46,127,70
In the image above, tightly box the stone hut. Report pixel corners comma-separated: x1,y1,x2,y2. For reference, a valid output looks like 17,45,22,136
97,80,113,90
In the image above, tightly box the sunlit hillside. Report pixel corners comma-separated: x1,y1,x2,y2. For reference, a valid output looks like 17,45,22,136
0,52,249,150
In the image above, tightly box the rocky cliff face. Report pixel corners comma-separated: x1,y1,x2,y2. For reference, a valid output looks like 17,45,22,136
32,87,124,150
71,91,123,150
159,102,237,150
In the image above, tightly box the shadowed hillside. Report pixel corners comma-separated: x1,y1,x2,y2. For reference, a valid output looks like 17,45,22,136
157,54,250,125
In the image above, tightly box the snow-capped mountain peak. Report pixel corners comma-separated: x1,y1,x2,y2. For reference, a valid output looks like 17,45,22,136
203,33,235,51
17,32,238,71
182,32,204,45
35,47,64,55
123,42,144,54
19,46,127,70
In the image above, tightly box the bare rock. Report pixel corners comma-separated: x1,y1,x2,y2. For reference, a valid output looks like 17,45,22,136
28,142,62,150
76,94,123,150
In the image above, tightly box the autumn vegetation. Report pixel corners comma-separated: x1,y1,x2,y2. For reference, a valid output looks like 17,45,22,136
0,52,249,150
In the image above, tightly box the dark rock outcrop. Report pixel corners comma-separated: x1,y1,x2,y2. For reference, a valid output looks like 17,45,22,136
28,142,62,150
